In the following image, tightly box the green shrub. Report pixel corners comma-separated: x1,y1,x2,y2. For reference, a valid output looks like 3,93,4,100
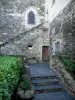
19,74,32,91
0,56,22,100
58,54,75,71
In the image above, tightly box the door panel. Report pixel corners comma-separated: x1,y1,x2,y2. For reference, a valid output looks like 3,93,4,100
42,46,49,61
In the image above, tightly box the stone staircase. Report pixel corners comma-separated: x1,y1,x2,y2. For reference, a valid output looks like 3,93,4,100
29,63,75,100
31,73,65,95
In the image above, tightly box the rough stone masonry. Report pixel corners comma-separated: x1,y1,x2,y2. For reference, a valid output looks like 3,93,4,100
0,0,45,60
50,0,75,60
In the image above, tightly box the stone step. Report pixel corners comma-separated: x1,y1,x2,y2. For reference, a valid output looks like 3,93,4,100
33,92,74,100
28,60,37,64
34,84,65,94
32,78,60,85
31,73,60,80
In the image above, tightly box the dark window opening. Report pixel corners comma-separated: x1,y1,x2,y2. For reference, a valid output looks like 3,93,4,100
28,45,32,48
28,44,33,50
28,11,35,24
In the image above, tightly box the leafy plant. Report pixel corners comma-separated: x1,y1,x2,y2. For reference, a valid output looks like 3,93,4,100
57,54,75,71
0,56,22,100
19,74,32,91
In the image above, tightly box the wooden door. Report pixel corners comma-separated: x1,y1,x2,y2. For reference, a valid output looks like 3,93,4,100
42,46,49,61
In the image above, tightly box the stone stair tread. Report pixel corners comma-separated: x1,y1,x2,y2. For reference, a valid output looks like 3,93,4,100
33,96,65,100
31,73,59,78
34,91,67,96
32,78,59,84
33,92,75,100
33,93,65,100
35,84,64,91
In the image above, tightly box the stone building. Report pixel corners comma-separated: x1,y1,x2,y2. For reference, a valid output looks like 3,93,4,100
45,0,75,97
0,0,50,61
1,0,75,61
45,0,75,60
50,0,75,60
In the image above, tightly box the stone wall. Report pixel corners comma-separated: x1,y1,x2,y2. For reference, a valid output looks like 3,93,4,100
0,0,45,60
0,0,44,41
0,0,45,43
52,56,75,98
42,22,49,46
50,0,75,59
0,24,43,60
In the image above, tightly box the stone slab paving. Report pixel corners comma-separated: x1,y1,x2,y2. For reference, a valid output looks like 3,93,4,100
29,63,75,100
29,63,58,76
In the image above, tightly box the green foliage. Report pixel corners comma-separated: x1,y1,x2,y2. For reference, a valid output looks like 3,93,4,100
58,54,75,71
19,74,32,91
0,56,22,100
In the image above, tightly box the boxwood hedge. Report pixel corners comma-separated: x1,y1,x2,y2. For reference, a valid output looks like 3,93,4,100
0,56,22,100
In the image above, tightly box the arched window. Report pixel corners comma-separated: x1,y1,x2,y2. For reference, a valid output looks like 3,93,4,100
28,11,35,24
